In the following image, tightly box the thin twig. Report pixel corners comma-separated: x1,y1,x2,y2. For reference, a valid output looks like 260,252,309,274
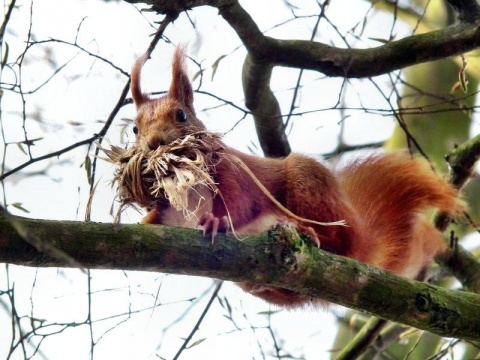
172,281,223,360
335,318,388,360
86,14,177,220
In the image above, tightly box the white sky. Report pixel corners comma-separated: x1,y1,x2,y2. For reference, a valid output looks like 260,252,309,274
0,0,455,359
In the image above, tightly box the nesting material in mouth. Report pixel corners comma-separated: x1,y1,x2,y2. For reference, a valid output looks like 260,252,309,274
99,131,224,215
100,130,345,228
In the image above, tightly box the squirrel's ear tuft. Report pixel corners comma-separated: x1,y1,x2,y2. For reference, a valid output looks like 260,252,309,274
169,46,194,109
131,53,149,108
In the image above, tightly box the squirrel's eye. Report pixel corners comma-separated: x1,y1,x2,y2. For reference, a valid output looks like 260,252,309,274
176,109,188,122
133,126,138,135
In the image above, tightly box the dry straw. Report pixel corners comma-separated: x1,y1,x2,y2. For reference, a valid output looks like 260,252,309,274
99,131,223,217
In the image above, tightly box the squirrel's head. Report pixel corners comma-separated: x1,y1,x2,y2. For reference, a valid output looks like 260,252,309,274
130,47,206,151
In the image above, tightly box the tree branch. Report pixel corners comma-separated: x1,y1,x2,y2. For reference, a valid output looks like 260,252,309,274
126,0,480,78
335,317,388,360
445,133,480,191
1,210,480,341
242,53,290,157
446,0,480,23
434,134,480,293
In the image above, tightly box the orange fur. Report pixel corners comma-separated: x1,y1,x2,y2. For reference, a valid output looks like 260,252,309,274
131,48,462,308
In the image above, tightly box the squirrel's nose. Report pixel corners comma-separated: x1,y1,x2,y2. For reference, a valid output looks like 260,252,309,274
146,134,165,150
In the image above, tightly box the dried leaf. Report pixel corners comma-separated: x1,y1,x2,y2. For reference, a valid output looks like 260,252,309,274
368,37,392,44
451,80,463,94
191,69,203,82
67,120,83,126
186,338,206,349
16,143,26,155
257,310,282,316
211,54,227,81
1,42,8,70
400,327,424,339
459,56,469,93
85,181,99,221
85,155,92,185
10,202,30,213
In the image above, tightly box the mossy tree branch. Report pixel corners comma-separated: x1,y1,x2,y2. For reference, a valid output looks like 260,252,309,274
1,210,480,341
433,134,480,293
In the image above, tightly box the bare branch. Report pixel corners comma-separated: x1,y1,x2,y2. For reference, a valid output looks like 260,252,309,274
335,317,388,360
126,0,480,78
0,136,98,182
173,281,223,360
242,54,290,157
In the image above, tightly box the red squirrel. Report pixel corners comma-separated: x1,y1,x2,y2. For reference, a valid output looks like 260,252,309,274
130,47,461,308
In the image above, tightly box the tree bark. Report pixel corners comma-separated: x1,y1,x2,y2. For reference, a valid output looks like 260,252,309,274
1,210,480,341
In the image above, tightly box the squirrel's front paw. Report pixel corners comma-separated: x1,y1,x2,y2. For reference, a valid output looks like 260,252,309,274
297,224,321,248
198,212,229,244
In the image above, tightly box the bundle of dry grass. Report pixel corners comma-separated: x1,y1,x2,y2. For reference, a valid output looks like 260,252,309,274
100,131,224,214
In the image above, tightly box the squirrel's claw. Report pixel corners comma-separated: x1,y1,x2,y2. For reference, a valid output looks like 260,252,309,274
198,211,229,244
298,224,321,248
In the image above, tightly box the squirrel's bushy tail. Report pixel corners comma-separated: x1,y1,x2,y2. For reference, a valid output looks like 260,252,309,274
338,153,462,278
